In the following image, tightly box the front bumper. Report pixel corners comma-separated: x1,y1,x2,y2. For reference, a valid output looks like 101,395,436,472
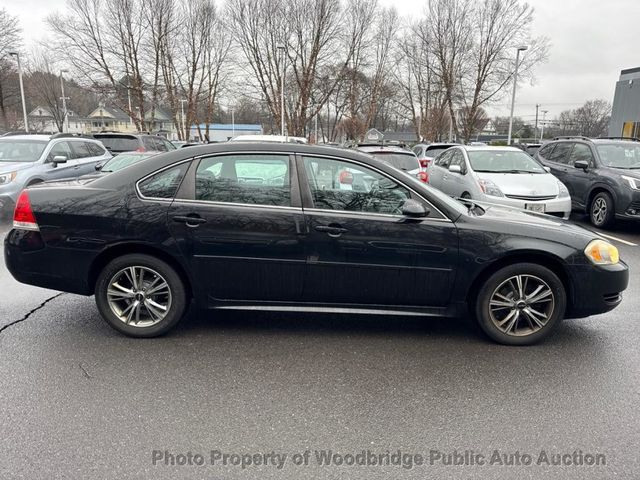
479,194,571,218
615,188,640,220
566,260,629,318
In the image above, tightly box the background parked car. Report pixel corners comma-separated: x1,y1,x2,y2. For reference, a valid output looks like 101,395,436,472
0,133,111,219
93,133,176,154
95,151,161,173
427,145,571,218
412,143,460,170
535,136,640,228
356,144,427,182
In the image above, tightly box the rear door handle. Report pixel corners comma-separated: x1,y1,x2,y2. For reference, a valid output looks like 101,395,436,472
315,225,348,236
172,215,207,226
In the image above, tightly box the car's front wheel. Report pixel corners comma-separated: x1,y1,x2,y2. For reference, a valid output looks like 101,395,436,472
95,254,187,337
475,263,566,345
590,191,615,228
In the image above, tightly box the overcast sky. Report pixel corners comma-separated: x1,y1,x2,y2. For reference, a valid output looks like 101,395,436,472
5,0,639,122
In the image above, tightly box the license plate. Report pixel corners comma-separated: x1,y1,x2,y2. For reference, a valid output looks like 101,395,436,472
525,203,546,213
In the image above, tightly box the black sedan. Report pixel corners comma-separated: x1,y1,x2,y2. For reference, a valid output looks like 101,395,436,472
4,143,629,345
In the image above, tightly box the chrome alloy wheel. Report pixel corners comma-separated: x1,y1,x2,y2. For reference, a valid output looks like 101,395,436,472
488,274,555,336
106,266,172,327
592,197,607,225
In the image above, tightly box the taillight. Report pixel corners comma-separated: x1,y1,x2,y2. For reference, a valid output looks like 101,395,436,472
419,158,431,168
418,171,429,183
13,190,39,231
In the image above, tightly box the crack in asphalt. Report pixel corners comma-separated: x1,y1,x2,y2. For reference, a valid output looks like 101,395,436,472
0,293,65,336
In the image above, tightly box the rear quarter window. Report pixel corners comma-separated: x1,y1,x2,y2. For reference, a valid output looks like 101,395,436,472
138,164,188,199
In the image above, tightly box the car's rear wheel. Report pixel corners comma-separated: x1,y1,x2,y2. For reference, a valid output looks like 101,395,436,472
475,263,566,345
590,191,615,228
95,254,187,337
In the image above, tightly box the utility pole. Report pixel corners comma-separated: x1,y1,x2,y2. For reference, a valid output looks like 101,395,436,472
507,46,528,145
277,45,286,137
9,52,29,133
534,104,540,141
540,110,549,142
59,69,69,133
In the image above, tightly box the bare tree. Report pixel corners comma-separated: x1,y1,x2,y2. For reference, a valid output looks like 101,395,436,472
0,8,22,130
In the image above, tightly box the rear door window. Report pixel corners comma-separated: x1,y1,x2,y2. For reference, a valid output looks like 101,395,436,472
537,143,555,160
195,154,291,207
71,141,92,158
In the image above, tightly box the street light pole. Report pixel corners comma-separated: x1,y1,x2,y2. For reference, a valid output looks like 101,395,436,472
277,45,286,137
507,45,528,146
60,69,69,133
9,52,29,133
231,106,235,136
180,99,188,140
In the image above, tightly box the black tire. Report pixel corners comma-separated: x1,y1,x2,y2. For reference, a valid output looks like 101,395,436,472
461,192,472,199
95,254,187,337
589,191,615,228
474,263,566,346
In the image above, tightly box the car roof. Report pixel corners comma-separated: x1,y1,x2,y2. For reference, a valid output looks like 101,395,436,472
459,145,524,152
0,134,52,141
357,145,414,154
229,134,308,143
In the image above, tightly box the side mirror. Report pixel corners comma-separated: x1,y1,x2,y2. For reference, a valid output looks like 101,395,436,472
95,162,104,171
52,155,67,166
544,166,551,173
449,164,462,174
401,199,429,218
574,160,589,170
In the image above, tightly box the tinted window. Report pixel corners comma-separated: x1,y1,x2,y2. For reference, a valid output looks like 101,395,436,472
369,152,420,172
71,141,92,158
49,141,75,160
87,142,106,156
569,143,594,166
546,143,573,164
163,139,177,151
142,137,158,151
195,154,290,206
537,143,555,159
450,150,466,172
303,156,410,215
95,135,140,152
425,145,454,157
0,139,47,162
435,150,454,168
138,164,187,199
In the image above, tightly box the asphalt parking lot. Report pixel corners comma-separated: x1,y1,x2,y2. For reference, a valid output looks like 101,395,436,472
1,215,639,479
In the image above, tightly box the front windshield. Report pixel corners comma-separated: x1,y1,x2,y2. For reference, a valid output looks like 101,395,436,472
468,150,546,174
596,143,640,169
0,139,48,162
370,153,419,171
102,153,155,172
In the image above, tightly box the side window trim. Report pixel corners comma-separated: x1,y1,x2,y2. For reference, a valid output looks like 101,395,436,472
176,152,300,209
295,153,447,220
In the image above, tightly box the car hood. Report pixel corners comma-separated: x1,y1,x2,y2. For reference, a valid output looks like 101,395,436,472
475,201,597,244
476,172,559,196
0,161,36,174
606,167,640,178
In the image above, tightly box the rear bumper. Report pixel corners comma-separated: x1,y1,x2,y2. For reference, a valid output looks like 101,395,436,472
566,261,629,318
4,229,93,295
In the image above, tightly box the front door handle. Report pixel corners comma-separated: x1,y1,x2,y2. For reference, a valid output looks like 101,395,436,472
315,225,348,237
172,215,207,227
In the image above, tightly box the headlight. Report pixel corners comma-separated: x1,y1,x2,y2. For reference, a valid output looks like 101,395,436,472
478,179,504,197
0,171,17,185
621,175,640,190
557,180,570,198
584,239,619,265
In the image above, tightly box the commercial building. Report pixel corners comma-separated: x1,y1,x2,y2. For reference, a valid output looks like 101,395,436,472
609,67,640,138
